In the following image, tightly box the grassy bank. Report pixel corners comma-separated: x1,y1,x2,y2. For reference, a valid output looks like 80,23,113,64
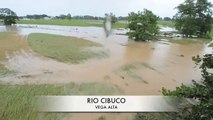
0,82,122,120
18,19,127,28
28,33,108,64
18,19,103,27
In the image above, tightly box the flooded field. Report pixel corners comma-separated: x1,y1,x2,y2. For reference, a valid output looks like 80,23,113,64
0,25,212,120
0,25,212,95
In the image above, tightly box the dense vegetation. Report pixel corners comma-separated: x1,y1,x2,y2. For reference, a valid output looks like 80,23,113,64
127,9,159,41
0,8,19,25
174,0,213,38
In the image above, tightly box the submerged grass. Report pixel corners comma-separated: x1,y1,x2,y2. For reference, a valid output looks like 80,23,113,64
27,33,108,64
0,64,14,76
0,32,29,61
64,82,123,95
0,32,28,76
120,62,156,72
0,82,123,120
116,62,157,84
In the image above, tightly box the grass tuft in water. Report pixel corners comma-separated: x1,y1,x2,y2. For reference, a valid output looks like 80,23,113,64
98,115,106,120
0,64,14,76
116,62,156,84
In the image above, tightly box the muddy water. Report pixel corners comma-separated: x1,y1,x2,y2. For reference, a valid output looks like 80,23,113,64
0,25,212,120
0,25,212,94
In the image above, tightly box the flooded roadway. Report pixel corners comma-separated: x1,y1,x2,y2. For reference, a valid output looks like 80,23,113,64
0,24,212,95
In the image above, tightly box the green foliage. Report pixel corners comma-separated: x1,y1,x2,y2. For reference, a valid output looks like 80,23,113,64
127,9,159,41
0,8,19,25
67,13,71,20
174,0,213,38
162,54,213,119
209,42,213,47
104,13,118,24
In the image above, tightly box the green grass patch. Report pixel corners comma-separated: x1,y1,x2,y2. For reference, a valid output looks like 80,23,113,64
64,82,123,95
18,19,103,27
0,82,123,120
0,84,67,120
158,20,175,27
113,22,127,28
18,19,128,28
27,33,108,64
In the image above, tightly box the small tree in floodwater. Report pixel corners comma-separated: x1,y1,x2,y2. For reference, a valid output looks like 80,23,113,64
174,0,212,38
0,8,19,25
127,9,159,41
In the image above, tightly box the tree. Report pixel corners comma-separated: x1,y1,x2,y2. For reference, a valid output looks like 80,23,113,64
67,13,71,20
174,0,212,37
162,54,213,119
109,13,118,24
0,8,19,25
104,13,118,24
164,17,172,21
26,14,49,19
195,0,213,37
127,9,159,41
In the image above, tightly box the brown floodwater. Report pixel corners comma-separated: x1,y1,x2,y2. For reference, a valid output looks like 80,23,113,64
0,25,212,120
0,25,212,95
